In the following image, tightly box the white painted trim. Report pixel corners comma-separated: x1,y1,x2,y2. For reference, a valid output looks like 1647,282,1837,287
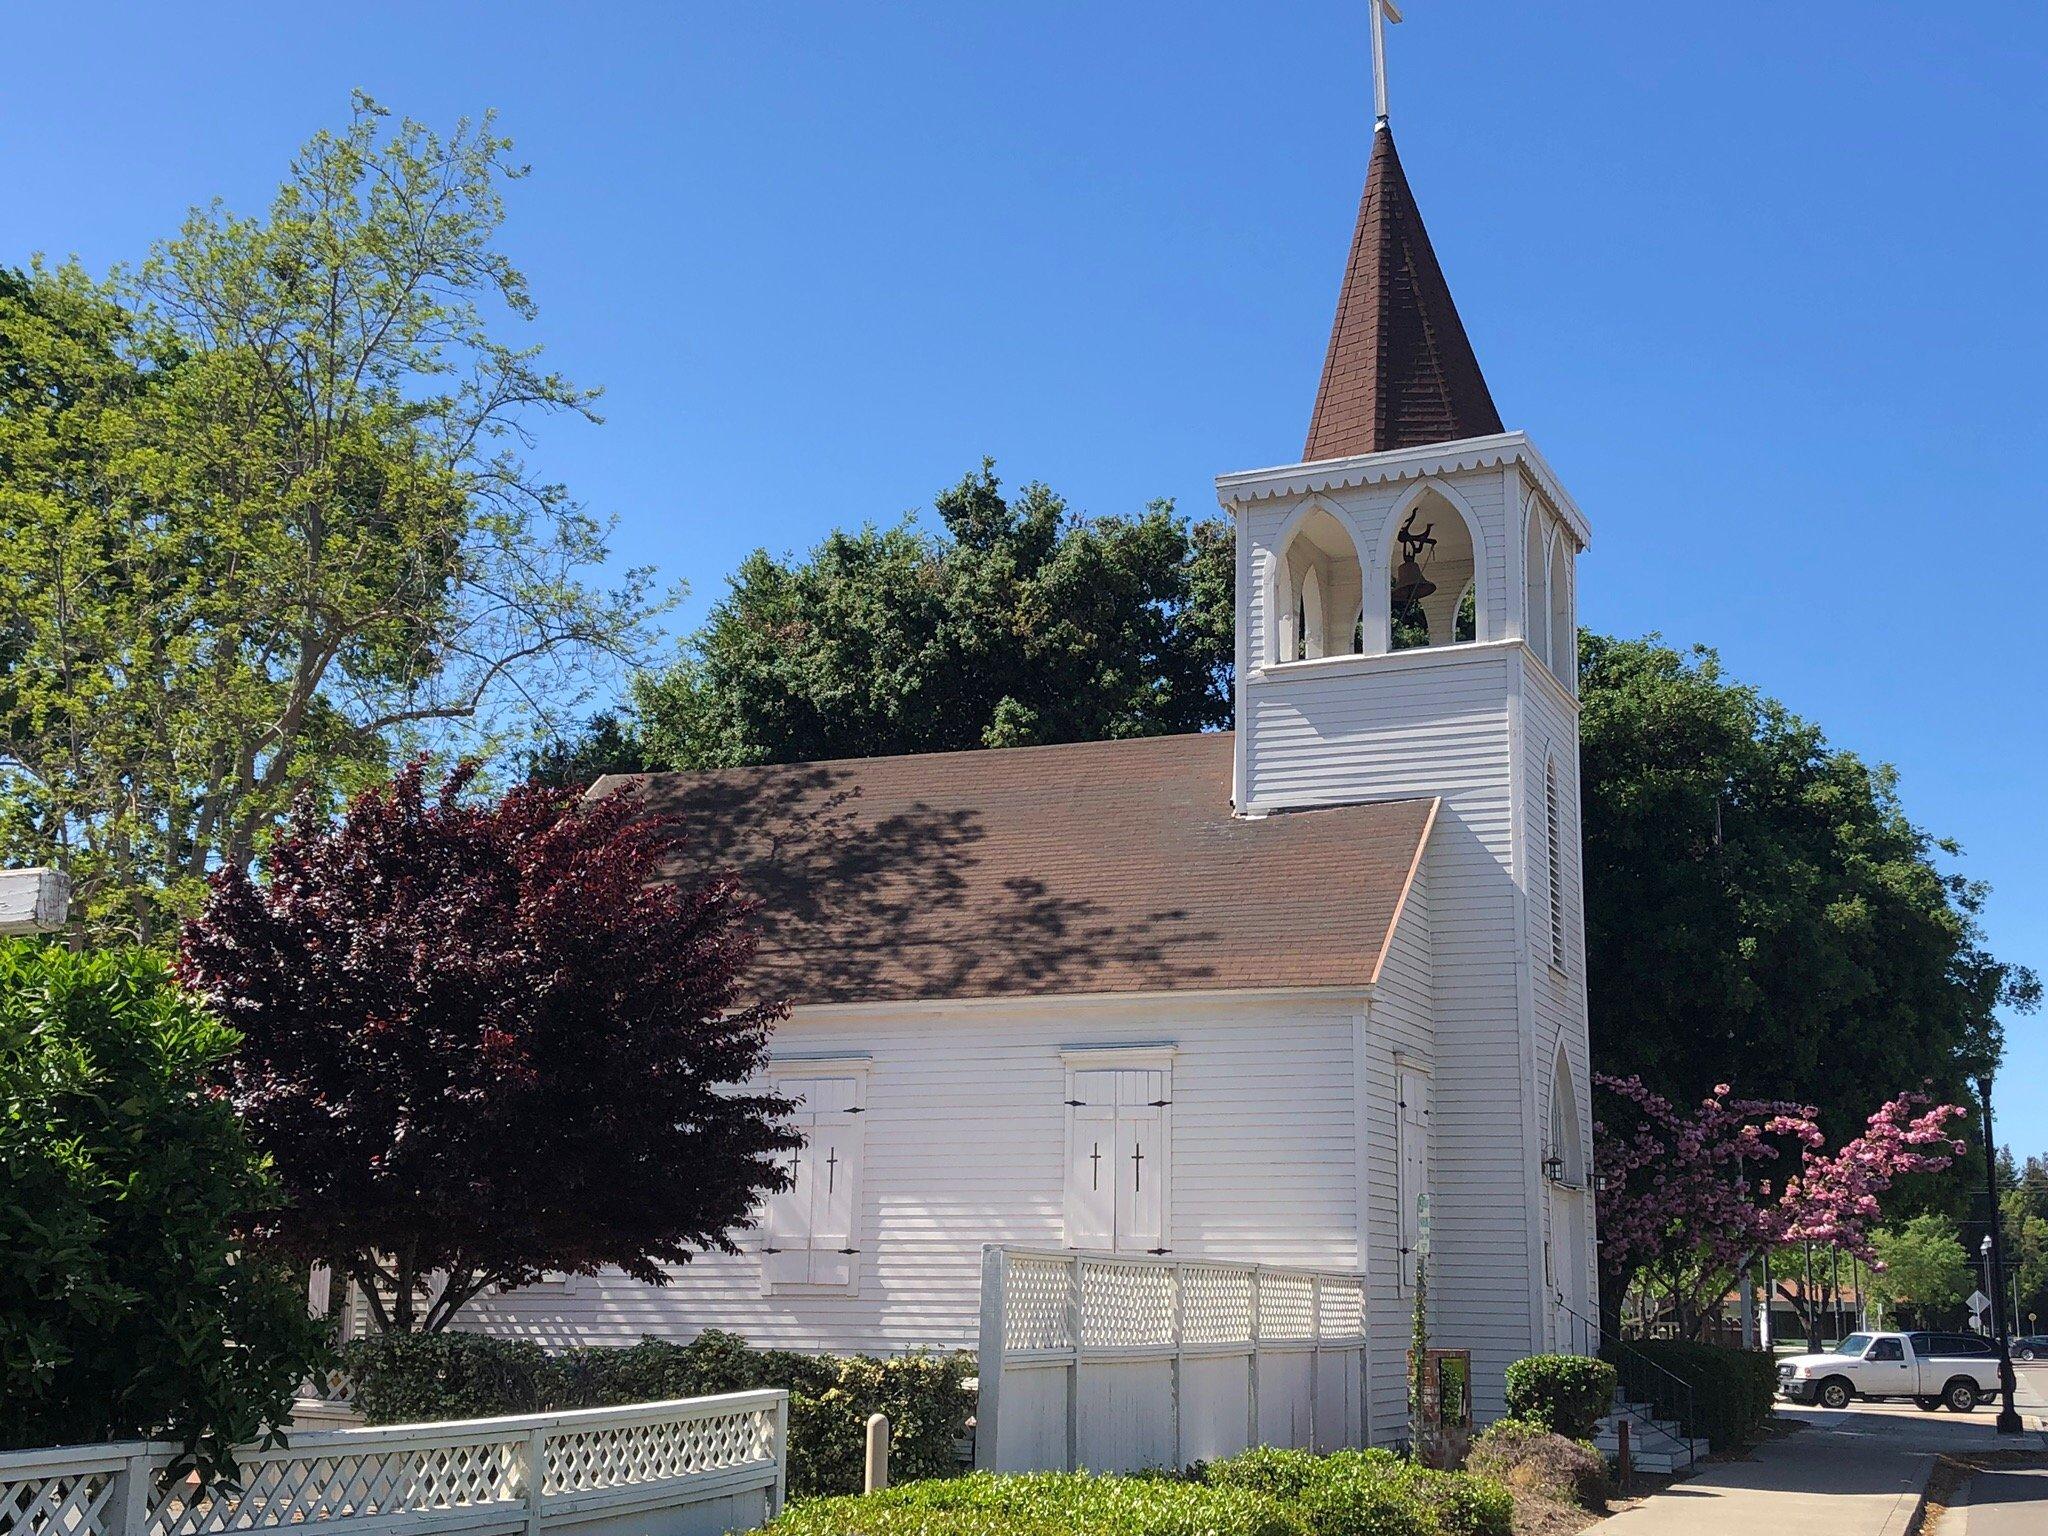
766,1051,874,1072
1266,494,1370,667
1366,798,1440,988
1215,430,1591,549
1058,1042,1179,1065
1250,634,1519,686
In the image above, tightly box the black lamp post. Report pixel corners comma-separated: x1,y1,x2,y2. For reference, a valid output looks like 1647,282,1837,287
1976,1074,2024,1435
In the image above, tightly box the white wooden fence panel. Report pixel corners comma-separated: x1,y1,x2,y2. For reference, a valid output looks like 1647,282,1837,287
975,1246,1368,1474
0,1392,785,1536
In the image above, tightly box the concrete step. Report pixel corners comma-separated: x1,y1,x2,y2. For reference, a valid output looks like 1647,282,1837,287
1594,1402,1706,1472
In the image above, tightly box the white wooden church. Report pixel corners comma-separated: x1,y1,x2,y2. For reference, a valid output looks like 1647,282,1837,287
470,77,1598,1439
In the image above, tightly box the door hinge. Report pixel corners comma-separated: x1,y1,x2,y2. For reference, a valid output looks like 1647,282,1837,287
1147,1247,1172,1256
1149,1099,1172,1107
843,1105,864,1113
838,1247,859,1255
1064,1099,1087,1107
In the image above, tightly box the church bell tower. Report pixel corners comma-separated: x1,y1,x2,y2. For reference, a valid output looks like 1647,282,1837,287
1215,4,1601,1415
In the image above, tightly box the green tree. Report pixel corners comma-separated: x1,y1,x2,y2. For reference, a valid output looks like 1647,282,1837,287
0,938,326,1470
0,95,656,942
2001,1178,2048,1333
1578,634,2037,1138
576,462,1232,775
1867,1214,1970,1328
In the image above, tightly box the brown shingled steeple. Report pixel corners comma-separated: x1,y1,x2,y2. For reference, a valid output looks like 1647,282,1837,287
1304,124,1503,461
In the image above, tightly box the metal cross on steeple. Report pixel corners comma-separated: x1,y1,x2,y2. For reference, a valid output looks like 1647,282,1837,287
1370,0,1405,127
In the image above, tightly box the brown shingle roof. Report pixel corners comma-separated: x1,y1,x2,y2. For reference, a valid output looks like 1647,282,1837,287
1304,125,1504,461
594,733,1435,1006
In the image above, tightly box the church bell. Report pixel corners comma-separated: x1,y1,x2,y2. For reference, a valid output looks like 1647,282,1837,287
1391,557,1436,606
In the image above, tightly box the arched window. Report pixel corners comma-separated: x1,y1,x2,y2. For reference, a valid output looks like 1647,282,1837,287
1547,533,1573,687
1548,1050,1584,1187
1276,506,1364,664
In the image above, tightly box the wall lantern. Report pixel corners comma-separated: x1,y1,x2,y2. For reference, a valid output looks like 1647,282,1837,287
1542,1152,1567,1184
1391,510,1438,605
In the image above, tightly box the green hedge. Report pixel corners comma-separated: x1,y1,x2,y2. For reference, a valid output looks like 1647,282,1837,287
1501,1355,1616,1441
767,1472,1304,1536
1602,1340,1774,1452
760,1454,1514,1536
340,1330,969,1497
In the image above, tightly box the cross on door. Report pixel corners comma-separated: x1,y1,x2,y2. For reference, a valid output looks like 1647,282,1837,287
1131,1140,1145,1192
1090,1142,1103,1189
824,1147,838,1192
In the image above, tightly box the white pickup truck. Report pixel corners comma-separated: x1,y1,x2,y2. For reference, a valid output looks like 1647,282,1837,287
1776,1330,2005,1412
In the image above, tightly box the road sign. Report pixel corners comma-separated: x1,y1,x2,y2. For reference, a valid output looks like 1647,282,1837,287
1969,1289,1991,1315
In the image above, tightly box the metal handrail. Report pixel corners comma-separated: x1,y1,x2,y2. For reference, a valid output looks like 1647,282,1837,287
1555,1301,1699,1473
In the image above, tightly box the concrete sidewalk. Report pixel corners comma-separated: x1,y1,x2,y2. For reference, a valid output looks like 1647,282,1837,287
1595,1402,2048,1536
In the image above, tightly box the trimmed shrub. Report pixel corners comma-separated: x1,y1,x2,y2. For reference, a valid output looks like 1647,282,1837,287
342,1330,971,1497
342,1332,555,1422
1502,1355,1616,1441
1203,1448,1512,1536
769,1471,1305,1536
1604,1340,1774,1452
1465,1418,1608,1511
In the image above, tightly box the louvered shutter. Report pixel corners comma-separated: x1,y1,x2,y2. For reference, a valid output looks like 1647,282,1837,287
1066,1071,1117,1249
1117,1070,1165,1252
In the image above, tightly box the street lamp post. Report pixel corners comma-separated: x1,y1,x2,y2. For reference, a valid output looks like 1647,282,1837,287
1976,1075,2023,1435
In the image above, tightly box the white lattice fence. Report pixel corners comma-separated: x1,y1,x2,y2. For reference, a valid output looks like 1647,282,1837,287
976,1246,1368,1475
0,1392,785,1536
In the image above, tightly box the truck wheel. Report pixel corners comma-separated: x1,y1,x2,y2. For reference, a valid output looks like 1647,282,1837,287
1817,1377,1854,1410
1914,1396,1944,1412
1944,1379,1977,1413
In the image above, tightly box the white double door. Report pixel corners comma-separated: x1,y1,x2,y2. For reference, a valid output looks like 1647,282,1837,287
1066,1068,1166,1253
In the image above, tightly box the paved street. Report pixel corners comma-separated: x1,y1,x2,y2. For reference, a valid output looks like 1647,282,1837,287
1597,1386,2048,1536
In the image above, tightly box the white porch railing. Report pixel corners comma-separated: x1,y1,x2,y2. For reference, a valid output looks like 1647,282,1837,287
0,1391,786,1536
975,1245,1368,1474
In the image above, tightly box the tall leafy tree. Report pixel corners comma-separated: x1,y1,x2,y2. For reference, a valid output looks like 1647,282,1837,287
0,95,656,942
1578,634,2037,1137
176,762,796,1331
566,462,1234,777
1868,1214,1972,1328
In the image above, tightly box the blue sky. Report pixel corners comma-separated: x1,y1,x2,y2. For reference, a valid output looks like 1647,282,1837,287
6,3,2044,1145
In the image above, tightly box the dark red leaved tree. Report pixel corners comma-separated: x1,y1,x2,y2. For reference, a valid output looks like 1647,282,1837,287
178,761,797,1331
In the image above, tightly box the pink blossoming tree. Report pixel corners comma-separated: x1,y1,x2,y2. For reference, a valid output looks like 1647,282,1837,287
1594,1074,1966,1345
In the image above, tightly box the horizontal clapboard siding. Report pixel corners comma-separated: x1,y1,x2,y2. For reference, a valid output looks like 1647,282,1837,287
1363,860,1432,1442
465,994,1363,1356
1521,649,1598,1347
1241,640,1537,1418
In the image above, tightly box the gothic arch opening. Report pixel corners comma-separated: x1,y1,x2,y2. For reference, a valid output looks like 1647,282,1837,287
1386,486,1478,651
1277,506,1364,662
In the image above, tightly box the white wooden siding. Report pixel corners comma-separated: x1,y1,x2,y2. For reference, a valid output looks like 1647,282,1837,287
1520,650,1597,1350
465,994,1362,1357
1361,864,1433,1442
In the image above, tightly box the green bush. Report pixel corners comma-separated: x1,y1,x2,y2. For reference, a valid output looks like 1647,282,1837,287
1605,1340,1774,1452
341,1331,556,1422
342,1330,971,1497
1464,1418,1608,1511
1502,1355,1616,1441
770,1472,1304,1536
1204,1448,1511,1536
0,940,329,1473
